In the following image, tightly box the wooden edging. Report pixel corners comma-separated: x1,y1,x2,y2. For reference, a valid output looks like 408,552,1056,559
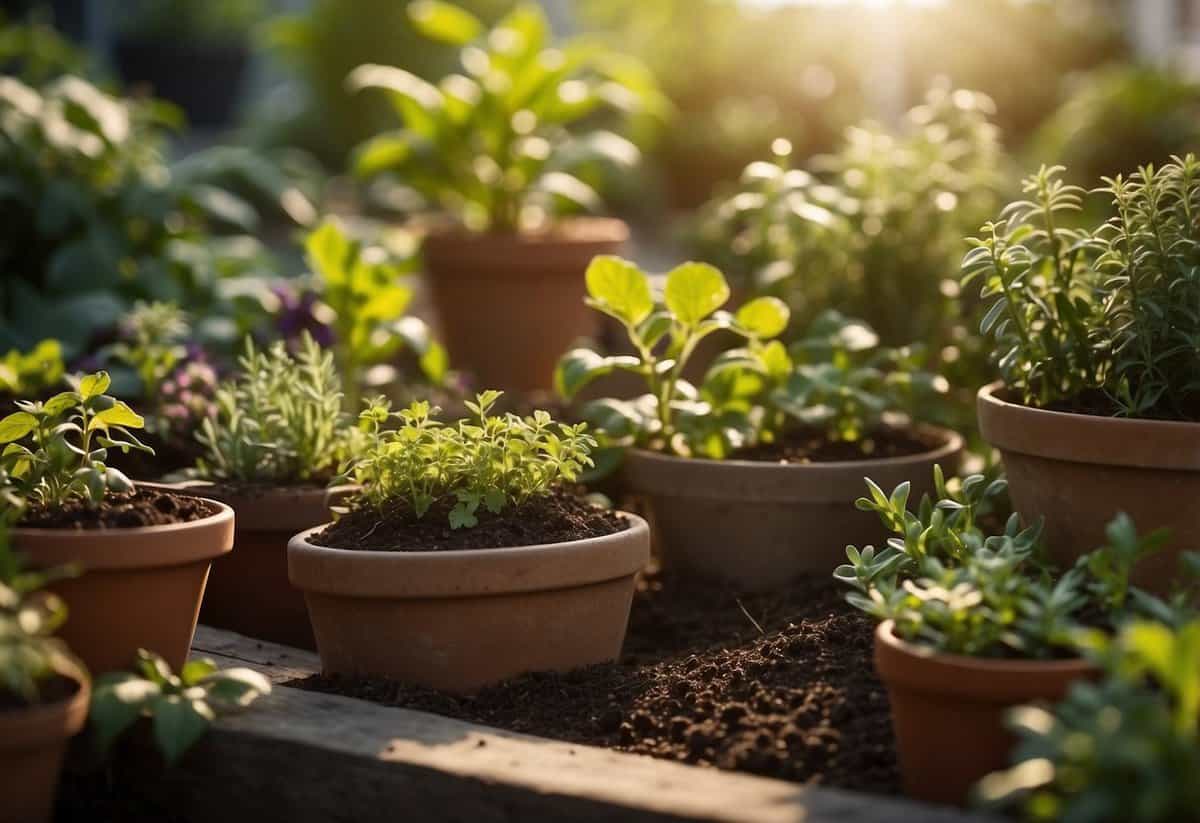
150,626,992,823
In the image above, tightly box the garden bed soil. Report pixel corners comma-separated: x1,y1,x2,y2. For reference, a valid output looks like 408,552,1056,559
311,489,627,552
298,570,898,794
732,426,937,464
17,489,218,530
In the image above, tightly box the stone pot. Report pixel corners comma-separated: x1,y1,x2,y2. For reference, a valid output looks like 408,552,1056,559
288,513,650,693
621,426,963,591
13,503,234,674
977,382,1200,591
0,669,90,823
874,621,1096,807
422,217,628,393
152,482,353,649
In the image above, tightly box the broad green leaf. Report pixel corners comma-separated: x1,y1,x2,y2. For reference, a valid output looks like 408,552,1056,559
180,659,218,686
78,371,110,400
202,667,271,706
584,256,652,325
352,131,414,178
664,262,729,325
305,219,352,285
735,297,790,339
537,171,601,212
408,0,483,45
152,694,215,764
555,349,640,399
419,342,449,385
90,674,162,753
346,64,443,139
0,412,36,443
42,391,78,418
90,401,145,431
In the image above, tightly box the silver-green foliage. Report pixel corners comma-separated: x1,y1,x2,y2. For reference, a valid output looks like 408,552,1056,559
342,391,595,529
964,156,1200,419
195,334,354,484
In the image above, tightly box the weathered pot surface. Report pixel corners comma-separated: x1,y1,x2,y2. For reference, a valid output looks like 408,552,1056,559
621,425,964,591
874,620,1096,807
977,382,1200,590
0,668,90,823
149,481,354,649
289,512,650,693
422,217,628,393
12,502,234,674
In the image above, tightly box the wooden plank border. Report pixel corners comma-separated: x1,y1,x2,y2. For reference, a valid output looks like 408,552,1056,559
152,626,990,823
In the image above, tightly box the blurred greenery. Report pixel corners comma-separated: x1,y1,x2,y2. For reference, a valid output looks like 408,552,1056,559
113,0,268,42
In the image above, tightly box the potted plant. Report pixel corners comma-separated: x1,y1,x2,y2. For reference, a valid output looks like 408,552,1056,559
965,158,1200,589
837,467,1196,806
112,0,265,127
0,522,89,823
0,372,234,674
288,391,650,693
164,333,359,649
977,616,1200,820
555,256,962,590
348,1,665,392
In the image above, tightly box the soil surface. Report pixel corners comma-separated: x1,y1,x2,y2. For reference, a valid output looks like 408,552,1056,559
18,488,219,529
312,488,628,552
297,570,899,794
732,425,938,464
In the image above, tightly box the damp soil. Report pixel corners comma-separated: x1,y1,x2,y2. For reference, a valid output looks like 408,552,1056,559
311,488,628,552
18,488,219,530
732,425,939,464
296,571,899,794
0,673,79,712
1022,388,1200,423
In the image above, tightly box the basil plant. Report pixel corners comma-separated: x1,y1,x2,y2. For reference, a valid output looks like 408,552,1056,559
348,0,666,232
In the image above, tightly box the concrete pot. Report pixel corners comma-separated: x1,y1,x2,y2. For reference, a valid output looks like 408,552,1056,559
977,382,1200,590
288,513,650,693
874,621,1095,807
422,218,628,393
0,670,90,823
153,482,353,649
621,426,963,591
13,503,234,674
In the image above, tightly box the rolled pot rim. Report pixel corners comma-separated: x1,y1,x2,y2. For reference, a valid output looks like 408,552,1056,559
0,664,91,749
875,619,1096,676
977,381,1200,470
11,498,234,540
419,215,630,246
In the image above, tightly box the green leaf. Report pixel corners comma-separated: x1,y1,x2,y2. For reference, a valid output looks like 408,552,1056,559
407,0,483,45
42,391,79,418
89,674,162,753
346,64,444,139
202,667,271,707
735,297,790,339
0,412,36,443
584,256,653,326
537,171,602,213
180,658,218,687
78,371,111,400
152,694,215,764
90,401,144,431
555,349,641,400
419,341,449,385
305,219,352,285
664,262,729,325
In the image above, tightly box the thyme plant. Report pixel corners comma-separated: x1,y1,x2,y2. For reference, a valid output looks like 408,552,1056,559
964,156,1200,419
341,391,595,529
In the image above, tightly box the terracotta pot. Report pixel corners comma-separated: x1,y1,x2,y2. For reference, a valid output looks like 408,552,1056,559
12,503,234,674
621,426,963,591
421,218,628,393
153,482,352,649
978,383,1200,591
288,513,650,693
0,670,90,823
874,621,1095,806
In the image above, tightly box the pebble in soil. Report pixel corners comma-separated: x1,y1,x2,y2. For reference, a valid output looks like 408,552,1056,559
298,571,899,794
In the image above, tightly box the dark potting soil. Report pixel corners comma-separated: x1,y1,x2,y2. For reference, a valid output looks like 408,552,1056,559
1029,388,1200,423
296,571,899,794
0,673,78,712
311,488,628,552
732,425,937,464
18,488,219,530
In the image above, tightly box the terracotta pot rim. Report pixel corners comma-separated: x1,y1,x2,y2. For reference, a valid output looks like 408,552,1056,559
12,501,235,570
977,382,1200,470
144,480,356,532
289,512,650,598
420,216,630,248
0,667,91,751
874,620,1096,700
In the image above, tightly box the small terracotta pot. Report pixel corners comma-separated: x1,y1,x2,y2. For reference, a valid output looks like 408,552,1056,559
152,482,352,649
288,513,650,693
0,670,90,823
875,621,1096,806
978,383,1200,591
621,426,963,591
421,218,628,393
13,504,234,674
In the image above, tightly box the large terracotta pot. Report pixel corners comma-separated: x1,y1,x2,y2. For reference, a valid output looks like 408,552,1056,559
13,503,234,674
977,383,1200,590
0,670,90,823
422,217,628,393
875,621,1095,807
621,426,963,591
288,513,650,693
155,482,351,649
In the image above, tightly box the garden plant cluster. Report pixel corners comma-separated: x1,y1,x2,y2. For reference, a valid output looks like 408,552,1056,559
0,2,1198,822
